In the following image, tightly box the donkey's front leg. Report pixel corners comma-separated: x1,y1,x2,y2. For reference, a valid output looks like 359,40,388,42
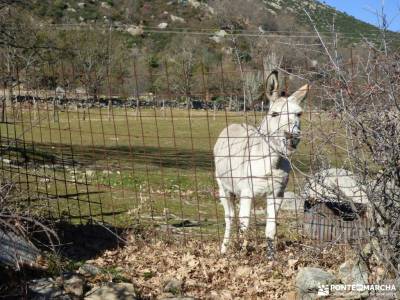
239,189,253,233
217,182,234,254
265,195,282,259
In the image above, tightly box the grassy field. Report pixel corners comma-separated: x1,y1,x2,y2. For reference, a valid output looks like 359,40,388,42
0,105,348,238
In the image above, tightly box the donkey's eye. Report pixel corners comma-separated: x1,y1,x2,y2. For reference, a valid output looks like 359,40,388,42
271,112,279,117
296,112,303,117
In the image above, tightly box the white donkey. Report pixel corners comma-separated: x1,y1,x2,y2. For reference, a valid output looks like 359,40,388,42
214,71,309,257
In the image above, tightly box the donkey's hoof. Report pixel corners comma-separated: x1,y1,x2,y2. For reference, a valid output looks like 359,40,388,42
266,238,275,260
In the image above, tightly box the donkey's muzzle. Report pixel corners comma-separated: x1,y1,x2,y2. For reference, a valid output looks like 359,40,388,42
284,131,300,149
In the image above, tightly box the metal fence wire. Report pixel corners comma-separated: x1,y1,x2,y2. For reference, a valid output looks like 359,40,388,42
0,31,372,248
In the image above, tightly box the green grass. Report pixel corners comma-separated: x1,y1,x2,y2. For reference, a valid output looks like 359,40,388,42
0,106,348,238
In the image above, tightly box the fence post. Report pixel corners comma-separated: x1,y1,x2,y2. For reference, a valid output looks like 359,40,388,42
213,102,216,121
133,56,140,119
1,80,6,123
108,99,112,121
162,99,166,119
50,63,59,123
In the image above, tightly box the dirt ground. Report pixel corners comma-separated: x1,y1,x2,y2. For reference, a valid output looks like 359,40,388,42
88,233,348,299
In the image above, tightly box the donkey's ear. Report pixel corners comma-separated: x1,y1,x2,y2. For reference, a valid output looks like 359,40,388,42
265,70,279,102
288,84,309,104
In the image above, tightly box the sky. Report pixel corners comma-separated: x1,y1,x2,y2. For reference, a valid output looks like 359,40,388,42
321,0,400,31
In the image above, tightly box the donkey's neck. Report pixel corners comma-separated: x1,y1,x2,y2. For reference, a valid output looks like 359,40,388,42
258,117,269,133
254,117,286,169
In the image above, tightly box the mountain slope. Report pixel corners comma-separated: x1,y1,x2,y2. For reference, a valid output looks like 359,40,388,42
265,0,381,35
30,0,382,37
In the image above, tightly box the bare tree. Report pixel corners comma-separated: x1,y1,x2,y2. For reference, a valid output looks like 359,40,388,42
303,10,400,284
166,36,201,108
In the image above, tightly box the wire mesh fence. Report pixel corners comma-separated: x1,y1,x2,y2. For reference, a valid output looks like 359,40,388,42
0,31,373,250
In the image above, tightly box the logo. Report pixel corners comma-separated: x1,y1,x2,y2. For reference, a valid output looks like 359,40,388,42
316,284,396,297
317,285,330,296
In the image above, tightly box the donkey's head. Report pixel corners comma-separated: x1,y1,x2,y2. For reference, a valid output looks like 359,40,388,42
260,71,309,156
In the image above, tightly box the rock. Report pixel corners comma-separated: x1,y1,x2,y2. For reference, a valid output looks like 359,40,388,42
63,274,85,297
0,229,40,270
55,86,65,94
170,15,185,23
187,0,201,8
163,278,182,295
266,8,277,15
210,30,228,43
0,157,11,164
338,260,368,285
85,170,95,177
337,260,369,299
269,2,281,9
158,22,168,29
303,168,367,204
311,60,318,67
56,86,66,99
29,278,67,299
210,36,223,43
214,30,227,37
126,25,143,36
79,263,101,276
85,283,137,300
100,2,111,9
296,267,336,297
77,2,85,8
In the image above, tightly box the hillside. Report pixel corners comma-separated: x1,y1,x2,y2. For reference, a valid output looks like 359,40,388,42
267,0,381,35
2,0,395,100
29,0,382,38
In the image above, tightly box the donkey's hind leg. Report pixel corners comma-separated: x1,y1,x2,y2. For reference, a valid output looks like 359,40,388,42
217,178,234,254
